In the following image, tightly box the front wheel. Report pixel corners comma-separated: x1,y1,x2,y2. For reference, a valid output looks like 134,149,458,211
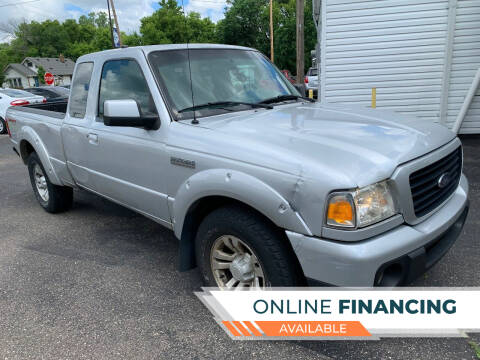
0,118,6,134
195,205,303,289
27,153,73,213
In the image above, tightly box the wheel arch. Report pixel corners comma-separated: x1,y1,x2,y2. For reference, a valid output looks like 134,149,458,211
177,195,306,282
18,128,62,185
19,139,36,164
172,169,311,272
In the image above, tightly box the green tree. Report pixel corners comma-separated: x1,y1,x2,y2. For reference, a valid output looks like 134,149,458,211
218,0,269,53
185,12,216,43
140,0,187,44
0,43,14,85
95,12,109,28
124,32,143,46
274,0,316,73
37,66,46,84
79,12,96,27
65,41,97,60
216,0,316,74
140,0,216,44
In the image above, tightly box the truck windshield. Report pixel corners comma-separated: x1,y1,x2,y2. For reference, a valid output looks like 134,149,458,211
148,49,300,120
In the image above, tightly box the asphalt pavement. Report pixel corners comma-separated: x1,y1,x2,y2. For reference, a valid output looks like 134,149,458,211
0,134,479,359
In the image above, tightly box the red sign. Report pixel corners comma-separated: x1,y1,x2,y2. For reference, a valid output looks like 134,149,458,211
44,72,54,85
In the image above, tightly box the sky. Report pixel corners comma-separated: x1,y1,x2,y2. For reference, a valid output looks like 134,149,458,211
0,0,228,42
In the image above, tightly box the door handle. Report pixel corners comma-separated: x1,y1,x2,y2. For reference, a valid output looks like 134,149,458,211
87,133,98,145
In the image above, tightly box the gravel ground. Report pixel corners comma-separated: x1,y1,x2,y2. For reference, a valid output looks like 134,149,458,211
0,134,478,359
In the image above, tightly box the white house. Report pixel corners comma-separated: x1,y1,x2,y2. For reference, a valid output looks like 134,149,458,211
315,0,480,134
22,56,75,86
3,63,38,88
3,56,75,88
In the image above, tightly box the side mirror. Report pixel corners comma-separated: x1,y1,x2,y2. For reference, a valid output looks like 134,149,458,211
103,99,159,130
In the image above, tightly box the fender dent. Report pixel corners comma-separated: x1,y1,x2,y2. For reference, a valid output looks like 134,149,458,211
172,169,312,239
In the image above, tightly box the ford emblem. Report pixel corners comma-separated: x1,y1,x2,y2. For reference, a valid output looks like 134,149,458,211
437,172,451,188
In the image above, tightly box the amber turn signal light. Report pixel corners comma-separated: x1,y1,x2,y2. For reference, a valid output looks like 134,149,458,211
326,194,355,227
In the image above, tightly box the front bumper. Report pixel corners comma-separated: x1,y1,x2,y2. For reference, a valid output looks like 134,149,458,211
287,174,469,287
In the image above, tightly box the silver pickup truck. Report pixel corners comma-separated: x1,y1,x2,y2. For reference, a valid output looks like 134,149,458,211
6,44,469,289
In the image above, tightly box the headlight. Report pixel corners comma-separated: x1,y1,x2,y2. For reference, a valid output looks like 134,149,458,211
326,180,396,229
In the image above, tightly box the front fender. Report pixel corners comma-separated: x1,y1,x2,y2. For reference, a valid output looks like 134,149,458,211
172,168,312,239
18,127,63,185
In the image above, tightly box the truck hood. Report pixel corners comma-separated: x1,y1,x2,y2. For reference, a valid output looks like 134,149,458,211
195,102,456,187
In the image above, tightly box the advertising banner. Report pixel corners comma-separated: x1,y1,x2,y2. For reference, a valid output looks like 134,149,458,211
196,288,480,340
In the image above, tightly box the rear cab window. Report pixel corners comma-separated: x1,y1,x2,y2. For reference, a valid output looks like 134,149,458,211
69,62,94,119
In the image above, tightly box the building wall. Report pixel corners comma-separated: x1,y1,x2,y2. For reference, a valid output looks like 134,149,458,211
3,68,31,88
446,0,480,134
320,0,480,134
22,59,73,86
55,75,72,86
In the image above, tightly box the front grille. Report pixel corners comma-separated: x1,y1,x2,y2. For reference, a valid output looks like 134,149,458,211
409,147,462,218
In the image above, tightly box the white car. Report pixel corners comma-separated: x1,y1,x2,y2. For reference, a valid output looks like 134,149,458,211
0,89,45,134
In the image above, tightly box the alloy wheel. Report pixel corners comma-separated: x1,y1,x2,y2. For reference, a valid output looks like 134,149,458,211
210,235,267,290
34,164,49,202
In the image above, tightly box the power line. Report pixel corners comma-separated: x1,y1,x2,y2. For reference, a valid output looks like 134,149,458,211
15,4,52,18
184,0,227,4
0,0,40,8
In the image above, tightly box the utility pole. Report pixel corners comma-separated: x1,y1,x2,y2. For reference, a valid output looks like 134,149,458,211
109,0,122,47
270,0,274,62
296,0,304,84
106,0,114,48
312,0,321,100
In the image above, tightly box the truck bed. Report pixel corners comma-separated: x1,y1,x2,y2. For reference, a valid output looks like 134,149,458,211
8,100,67,123
7,101,68,186
24,101,68,114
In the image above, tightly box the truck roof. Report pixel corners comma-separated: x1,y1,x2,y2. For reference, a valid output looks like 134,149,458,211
77,44,256,63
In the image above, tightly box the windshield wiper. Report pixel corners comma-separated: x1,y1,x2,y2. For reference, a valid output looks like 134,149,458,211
178,101,273,113
258,94,315,104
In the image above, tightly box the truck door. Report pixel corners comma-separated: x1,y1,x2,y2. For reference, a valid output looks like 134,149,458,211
84,57,171,226
62,62,95,186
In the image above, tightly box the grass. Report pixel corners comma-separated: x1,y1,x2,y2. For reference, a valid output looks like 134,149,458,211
469,340,480,359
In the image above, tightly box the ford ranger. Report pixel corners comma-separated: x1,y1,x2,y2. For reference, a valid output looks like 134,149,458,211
5,44,469,288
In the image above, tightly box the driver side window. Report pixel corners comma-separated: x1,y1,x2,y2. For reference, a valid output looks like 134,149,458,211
98,59,157,119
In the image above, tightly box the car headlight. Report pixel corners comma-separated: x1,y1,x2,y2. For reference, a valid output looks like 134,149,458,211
326,180,396,229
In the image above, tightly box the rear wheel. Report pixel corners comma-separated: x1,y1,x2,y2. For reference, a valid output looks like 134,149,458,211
0,118,6,134
195,205,302,289
27,153,73,213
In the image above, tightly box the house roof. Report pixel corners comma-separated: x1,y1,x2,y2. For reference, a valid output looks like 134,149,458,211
23,57,75,76
4,63,37,77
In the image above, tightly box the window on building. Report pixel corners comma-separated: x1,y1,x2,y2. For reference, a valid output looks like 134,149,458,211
9,78,23,88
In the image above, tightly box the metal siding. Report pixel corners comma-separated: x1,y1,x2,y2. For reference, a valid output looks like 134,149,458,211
323,0,449,124
323,0,479,133
448,0,480,133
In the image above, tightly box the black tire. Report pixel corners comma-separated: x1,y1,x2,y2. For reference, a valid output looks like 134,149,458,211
27,152,73,213
0,118,6,135
195,205,303,288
